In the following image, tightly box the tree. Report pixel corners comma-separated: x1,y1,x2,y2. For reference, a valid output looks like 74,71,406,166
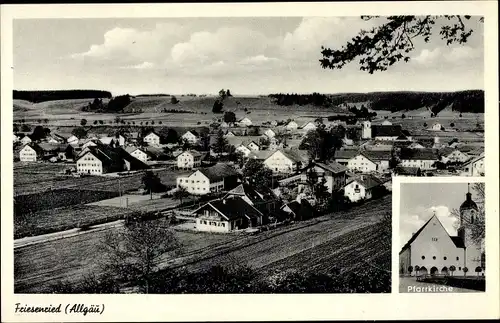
170,96,179,104
450,122,455,127
299,127,343,161
218,89,227,100
13,124,19,132
223,111,236,125
31,125,47,141
320,16,483,74
43,118,49,124
462,267,469,276
408,266,413,277
242,159,273,190
305,169,319,196
226,89,232,97
141,171,166,199
314,177,330,207
172,186,189,205
212,100,224,113
401,114,406,119
423,122,428,128
101,220,180,293
21,124,31,132
80,119,88,126
71,127,87,139
449,265,456,276
475,266,482,276
212,129,228,157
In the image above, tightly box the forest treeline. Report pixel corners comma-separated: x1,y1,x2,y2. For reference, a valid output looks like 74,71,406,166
13,90,112,103
269,90,484,114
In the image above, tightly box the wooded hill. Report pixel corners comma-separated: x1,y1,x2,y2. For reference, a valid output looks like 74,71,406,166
13,90,112,103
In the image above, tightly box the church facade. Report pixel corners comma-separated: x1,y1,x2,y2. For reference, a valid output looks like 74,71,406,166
399,187,484,277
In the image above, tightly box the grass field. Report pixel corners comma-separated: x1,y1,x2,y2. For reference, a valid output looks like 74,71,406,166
14,195,391,293
14,204,136,239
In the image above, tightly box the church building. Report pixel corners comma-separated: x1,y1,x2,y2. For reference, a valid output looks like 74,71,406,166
399,185,484,277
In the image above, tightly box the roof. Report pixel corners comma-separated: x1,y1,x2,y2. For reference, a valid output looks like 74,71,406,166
450,236,465,248
195,197,262,221
197,163,239,182
334,149,360,160
400,148,438,161
22,142,43,154
313,161,348,174
179,150,203,158
394,166,421,175
77,145,149,170
225,183,277,204
460,192,478,211
183,130,199,137
248,150,275,160
277,149,309,164
346,174,383,190
37,142,61,152
359,150,392,162
372,125,404,137
461,154,484,168
283,199,316,217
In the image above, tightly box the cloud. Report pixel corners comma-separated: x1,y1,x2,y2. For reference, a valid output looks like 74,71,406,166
413,48,442,64
413,45,482,66
446,46,482,62
120,61,155,70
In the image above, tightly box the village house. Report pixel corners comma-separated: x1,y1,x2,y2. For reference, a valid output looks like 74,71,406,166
235,144,252,157
46,133,66,144
176,150,207,169
280,199,317,221
399,148,439,171
333,149,360,166
19,143,42,162
361,121,412,141
20,135,33,145
126,146,158,163
57,144,76,162
460,155,485,176
224,131,236,137
300,121,317,132
264,129,276,139
393,166,422,177
431,122,443,131
263,149,309,174
176,163,239,195
344,174,385,202
298,161,348,193
143,131,162,146
440,148,471,164
238,117,252,127
285,120,299,131
399,188,483,277
181,130,200,145
67,135,79,146
346,151,392,173
360,140,393,151
247,150,274,162
192,197,263,233
223,183,280,216
76,145,149,175
37,143,62,160
407,142,426,149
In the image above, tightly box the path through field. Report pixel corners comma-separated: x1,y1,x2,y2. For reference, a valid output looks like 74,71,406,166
14,195,391,293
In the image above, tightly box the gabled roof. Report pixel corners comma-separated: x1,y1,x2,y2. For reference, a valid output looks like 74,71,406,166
277,149,309,164
225,183,277,204
183,130,199,137
359,150,392,162
22,142,43,154
334,149,360,160
312,161,348,174
248,150,274,160
301,121,316,129
197,163,238,182
194,197,262,221
37,142,61,152
372,125,404,137
450,236,465,248
77,145,149,170
394,166,421,176
179,150,203,158
461,154,484,167
346,174,383,190
400,148,438,161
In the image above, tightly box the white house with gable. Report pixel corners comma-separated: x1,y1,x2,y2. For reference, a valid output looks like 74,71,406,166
264,129,276,139
285,120,299,131
238,117,252,127
181,130,199,145
19,144,40,162
143,131,162,146
177,150,205,169
263,150,308,174
301,121,317,132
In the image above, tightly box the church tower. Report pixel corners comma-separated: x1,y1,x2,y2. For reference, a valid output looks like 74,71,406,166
457,183,478,243
361,120,372,139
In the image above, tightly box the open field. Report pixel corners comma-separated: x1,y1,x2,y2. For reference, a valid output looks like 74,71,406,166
14,204,136,239
15,195,390,293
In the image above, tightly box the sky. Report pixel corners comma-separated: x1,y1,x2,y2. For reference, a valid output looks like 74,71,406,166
13,16,484,96
399,182,482,249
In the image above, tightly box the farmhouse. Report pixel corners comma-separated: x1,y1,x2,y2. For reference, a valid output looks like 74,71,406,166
143,131,162,146
346,151,392,173
460,155,485,176
126,147,157,163
20,135,33,145
439,148,470,164
238,117,253,127
176,163,239,195
67,135,79,145
393,166,422,177
37,143,61,159
399,148,439,171
298,161,348,193
361,121,411,141
301,121,317,132
181,130,200,145
281,199,316,221
192,197,263,233
176,150,207,169
19,143,43,162
333,149,360,165
399,188,483,277
247,150,274,161
76,146,149,175
263,149,309,174
264,129,276,139
285,120,299,130
224,183,279,215
344,174,384,202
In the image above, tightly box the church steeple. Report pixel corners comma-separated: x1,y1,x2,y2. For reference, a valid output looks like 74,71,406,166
458,183,478,241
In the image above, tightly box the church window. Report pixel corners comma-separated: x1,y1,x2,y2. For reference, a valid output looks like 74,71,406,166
421,256,425,260
456,257,460,261
444,257,447,260
459,267,461,271
432,237,438,241
433,256,436,260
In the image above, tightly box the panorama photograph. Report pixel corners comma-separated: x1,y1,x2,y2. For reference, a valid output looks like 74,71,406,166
12,15,484,294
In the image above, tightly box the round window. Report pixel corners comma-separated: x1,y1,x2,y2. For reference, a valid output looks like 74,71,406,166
444,257,447,260
433,256,436,260
421,256,425,260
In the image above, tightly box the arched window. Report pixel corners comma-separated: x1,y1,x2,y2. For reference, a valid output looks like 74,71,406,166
456,256,460,261
421,256,425,260
433,256,436,260
444,256,447,260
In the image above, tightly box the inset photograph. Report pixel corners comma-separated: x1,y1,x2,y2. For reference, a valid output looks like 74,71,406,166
399,181,485,293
